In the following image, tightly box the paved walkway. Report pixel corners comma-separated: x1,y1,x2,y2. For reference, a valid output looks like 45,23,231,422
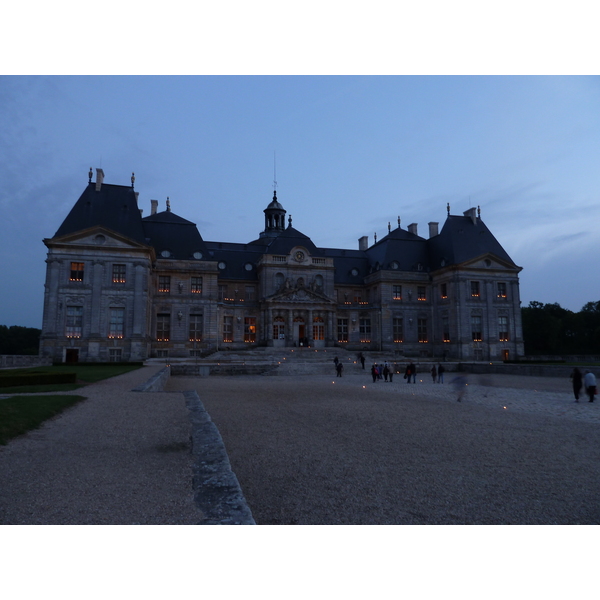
0,366,204,524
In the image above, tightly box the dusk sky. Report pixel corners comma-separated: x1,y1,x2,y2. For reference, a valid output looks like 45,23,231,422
2,75,599,328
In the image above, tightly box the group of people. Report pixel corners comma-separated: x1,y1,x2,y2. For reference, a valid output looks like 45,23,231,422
370,362,395,383
570,368,597,402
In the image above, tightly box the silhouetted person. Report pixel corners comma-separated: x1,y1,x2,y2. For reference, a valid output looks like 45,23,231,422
570,368,583,402
584,370,597,402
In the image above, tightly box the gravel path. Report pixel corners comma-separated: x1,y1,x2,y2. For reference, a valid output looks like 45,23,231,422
168,369,600,524
0,366,203,525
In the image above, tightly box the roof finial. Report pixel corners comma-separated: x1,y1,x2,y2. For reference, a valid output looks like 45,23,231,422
131,172,135,188
447,202,450,216
397,216,401,228
88,167,93,183
374,232,377,243
388,221,391,233
273,150,277,191
288,214,292,228
477,205,481,218
166,197,171,212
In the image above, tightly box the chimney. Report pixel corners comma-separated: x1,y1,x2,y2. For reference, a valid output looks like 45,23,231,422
428,222,439,238
358,236,368,251
463,207,477,225
151,200,158,215
408,223,418,236
95,168,104,192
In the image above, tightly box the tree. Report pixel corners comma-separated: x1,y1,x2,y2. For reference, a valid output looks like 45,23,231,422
0,325,41,355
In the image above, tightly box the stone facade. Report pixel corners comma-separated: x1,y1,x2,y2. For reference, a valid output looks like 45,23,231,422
40,170,524,363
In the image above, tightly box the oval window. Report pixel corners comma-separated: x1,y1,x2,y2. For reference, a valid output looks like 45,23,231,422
193,251,203,260
161,250,171,258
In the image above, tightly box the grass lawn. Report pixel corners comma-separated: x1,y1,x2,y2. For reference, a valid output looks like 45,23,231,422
0,394,87,445
0,364,142,393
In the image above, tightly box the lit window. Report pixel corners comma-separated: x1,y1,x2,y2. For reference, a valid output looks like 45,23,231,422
418,318,428,342
65,306,83,337
471,315,482,342
273,317,285,340
441,283,448,299
497,282,507,298
189,314,203,342
191,277,203,294
393,285,402,300
108,307,125,338
393,318,403,342
223,316,233,343
244,317,256,342
112,264,126,284
158,276,170,293
353,290,362,303
337,318,348,342
359,318,371,343
313,317,324,340
156,313,170,341
471,281,480,297
442,316,450,342
70,262,84,282
418,286,427,301
499,316,509,342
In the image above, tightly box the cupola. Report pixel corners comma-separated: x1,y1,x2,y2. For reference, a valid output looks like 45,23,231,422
260,190,287,238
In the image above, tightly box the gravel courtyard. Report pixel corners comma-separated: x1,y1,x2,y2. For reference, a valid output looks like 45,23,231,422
169,369,600,525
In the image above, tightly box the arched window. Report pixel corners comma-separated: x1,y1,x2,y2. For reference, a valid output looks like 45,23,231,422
313,316,324,340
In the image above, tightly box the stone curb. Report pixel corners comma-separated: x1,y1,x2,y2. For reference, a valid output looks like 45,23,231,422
183,390,256,525
132,366,171,392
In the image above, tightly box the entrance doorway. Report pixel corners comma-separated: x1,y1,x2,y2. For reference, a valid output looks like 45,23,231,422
65,349,79,363
502,349,509,361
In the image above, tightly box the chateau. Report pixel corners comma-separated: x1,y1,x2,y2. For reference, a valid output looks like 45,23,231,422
40,169,524,363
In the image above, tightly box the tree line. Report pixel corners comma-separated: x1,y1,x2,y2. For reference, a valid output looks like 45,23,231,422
521,301,600,356
0,325,41,355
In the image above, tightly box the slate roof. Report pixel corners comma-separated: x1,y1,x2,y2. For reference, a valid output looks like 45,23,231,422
428,215,518,270
142,210,211,260
364,226,430,272
53,182,147,244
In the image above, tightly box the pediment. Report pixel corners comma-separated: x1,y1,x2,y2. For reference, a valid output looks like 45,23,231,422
268,286,334,304
459,253,522,272
46,226,151,251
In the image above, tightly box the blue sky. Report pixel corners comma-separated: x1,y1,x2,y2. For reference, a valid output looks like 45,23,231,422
1,75,600,327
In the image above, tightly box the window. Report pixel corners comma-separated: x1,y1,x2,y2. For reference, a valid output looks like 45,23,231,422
393,285,402,300
418,318,428,343
223,316,233,342
189,314,203,342
109,348,122,362
156,313,170,341
244,317,256,342
471,315,482,342
313,317,324,340
70,262,84,282
108,307,125,338
275,273,284,291
245,286,256,302
158,276,170,293
353,290,362,303
315,275,323,290
442,316,450,343
441,283,448,299
112,264,126,284
218,285,227,301
156,350,169,358
273,317,285,340
497,282,507,298
337,318,349,342
418,286,427,301
499,316,509,342
393,318,403,343
65,306,83,337
359,318,371,343
471,281,480,298
191,277,203,294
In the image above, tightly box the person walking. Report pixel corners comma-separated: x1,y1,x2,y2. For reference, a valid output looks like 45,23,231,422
336,361,344,377
371,363,378,383
404,361,416,383
383,362,389,382
437,364,445,384
584,370,597,402
570,367,583,402
431,364,437,383
359,353,365,370
389,365,394,383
